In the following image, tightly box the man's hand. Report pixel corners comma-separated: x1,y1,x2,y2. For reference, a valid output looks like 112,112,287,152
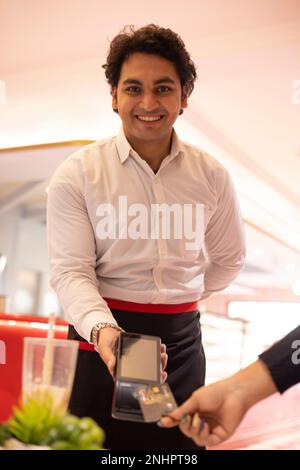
97,327,121,378
98,329,168,383
161,343,168,383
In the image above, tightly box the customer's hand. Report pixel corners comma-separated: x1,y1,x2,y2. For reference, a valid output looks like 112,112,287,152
159,360,277,447
160,378,247,446
97,327,121,378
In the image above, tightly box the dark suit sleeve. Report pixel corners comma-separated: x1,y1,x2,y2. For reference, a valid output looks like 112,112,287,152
258,326,300,393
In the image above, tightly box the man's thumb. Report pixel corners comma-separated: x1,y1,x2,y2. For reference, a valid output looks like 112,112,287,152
107,357,116,377
99,343,116,375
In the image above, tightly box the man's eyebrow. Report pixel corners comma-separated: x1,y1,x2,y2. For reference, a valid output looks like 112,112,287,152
153,77,176,85
122,77,176,86
122,79,142,85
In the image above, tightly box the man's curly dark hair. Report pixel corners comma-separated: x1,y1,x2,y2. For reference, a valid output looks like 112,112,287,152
102,24,197,97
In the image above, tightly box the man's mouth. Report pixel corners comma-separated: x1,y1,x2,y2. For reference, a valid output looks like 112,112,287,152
136,115,164,122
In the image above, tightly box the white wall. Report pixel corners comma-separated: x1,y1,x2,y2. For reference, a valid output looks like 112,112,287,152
0,208,60,316
0,207,22,298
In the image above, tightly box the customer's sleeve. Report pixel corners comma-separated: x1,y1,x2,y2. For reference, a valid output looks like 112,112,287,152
259,326,300,393
47,179,118,342
201,168,246,299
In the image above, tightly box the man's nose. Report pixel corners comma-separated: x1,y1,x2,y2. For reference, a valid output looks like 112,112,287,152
140,93,160,111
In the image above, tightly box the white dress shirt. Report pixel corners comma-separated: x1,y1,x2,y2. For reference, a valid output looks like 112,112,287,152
47,127,245,341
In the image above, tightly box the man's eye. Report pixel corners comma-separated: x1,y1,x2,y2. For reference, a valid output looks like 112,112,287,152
125,86,141,94
157,86,171,93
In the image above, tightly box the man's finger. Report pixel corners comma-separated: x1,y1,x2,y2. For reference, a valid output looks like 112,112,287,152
161,371,168,383
160,344,167,369
161,352,168,371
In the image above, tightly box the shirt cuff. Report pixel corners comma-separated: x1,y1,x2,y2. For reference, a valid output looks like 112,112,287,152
73,310,119,343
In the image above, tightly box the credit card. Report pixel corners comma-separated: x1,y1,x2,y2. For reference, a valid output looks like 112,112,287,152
136,383,177,423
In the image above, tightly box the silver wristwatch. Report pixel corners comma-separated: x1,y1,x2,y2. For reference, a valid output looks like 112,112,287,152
91,322,124,352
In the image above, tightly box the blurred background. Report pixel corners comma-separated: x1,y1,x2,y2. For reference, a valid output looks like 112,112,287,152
0,0,299,449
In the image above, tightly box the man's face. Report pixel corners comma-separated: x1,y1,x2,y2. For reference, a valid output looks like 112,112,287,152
112,53,188,146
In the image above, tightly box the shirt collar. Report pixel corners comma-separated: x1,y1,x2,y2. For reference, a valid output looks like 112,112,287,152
115,126,185,164
115,127,132,163
168,128,185,161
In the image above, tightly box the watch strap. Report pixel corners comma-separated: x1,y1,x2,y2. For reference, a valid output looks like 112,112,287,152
91,322,124,352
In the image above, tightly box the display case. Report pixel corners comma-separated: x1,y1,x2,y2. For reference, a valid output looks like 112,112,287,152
201,311,248,383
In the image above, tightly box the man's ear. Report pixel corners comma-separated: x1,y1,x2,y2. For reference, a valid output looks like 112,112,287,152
181,86,188,109
111,87,118,112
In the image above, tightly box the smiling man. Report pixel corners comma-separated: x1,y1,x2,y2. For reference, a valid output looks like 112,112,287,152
47,24,246,450
111,52,187,172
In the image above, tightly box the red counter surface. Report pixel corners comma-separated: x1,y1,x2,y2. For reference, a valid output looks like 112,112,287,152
0,313,68,422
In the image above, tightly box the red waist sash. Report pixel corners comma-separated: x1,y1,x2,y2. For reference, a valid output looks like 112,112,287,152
103,297,199,314
78,298,199,352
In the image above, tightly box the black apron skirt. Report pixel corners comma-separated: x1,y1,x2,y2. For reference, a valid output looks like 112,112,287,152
68,307,206,450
